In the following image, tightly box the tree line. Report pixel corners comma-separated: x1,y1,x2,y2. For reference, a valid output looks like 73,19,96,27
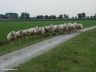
0,12,96,20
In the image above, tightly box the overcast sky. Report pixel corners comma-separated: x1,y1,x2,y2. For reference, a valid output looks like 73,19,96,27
0,0,96,17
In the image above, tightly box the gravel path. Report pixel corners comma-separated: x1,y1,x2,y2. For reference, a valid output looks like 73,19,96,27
0,26,96,72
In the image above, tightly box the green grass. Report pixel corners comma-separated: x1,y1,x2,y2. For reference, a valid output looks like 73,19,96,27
0,20,96,56
0,36,51,56
10,28,96,72
0,20,96,41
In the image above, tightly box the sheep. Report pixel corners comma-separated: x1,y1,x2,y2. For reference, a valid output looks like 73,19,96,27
43,25,53,36
7,31,16,44
73,22,78,30
51,24,54,32
28,28,35,36
39,27,45,36
58,24,64,34
15,30,23,40
63,23,68,33
78,24,83,29
41,27,45,35
7,23,84,43
67,23,75,33
36,27,45,37
52,25,59,35
44,26,49,36
22,29,29,36
71,24,76,32
37,27,42,35
67,23,72,33
32,26,40,37
47,24,54,36
77,23,83,31
22,29,29,40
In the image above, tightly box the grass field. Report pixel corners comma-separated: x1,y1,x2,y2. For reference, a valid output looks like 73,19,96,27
10,28,96,72
0,20,96,56
0,20,96,41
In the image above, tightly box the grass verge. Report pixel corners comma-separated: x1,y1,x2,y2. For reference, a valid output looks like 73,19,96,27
0,36,51,56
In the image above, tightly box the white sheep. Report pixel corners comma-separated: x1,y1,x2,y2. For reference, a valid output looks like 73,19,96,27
63,23,68,32
7,23,84,43
67,23,75,33
48,24,54,36
7,31,16,44
44,26,49,36
22,29,29,40
78,24,83,31
22,29,29,36
40,27,45,36
28,28,35,36
73,22,79,30
58,24,64,34
52,25,59,35
15,30,23,40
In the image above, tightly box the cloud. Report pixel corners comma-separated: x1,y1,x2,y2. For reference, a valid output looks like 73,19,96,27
0,0,96,16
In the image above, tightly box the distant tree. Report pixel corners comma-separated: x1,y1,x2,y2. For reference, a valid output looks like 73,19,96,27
5,13,18,19
36,15,44,19
66,15,69,19
77,13,82,19
72,16,77,19
71,17,75,19
45,15,49,19
49,15,52,19
86,16,90,19
64,14,69,19
20,12,30,20
90,16,93,19
95,13,96,19
58,14,63,19
95,13,96,18
52,15,57,19
64,14,66,19
77,13,86,19
93,13,96,19
82,13,86,19
48,15,57,19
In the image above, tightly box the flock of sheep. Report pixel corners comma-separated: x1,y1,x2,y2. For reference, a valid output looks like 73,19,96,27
7,22,83,43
